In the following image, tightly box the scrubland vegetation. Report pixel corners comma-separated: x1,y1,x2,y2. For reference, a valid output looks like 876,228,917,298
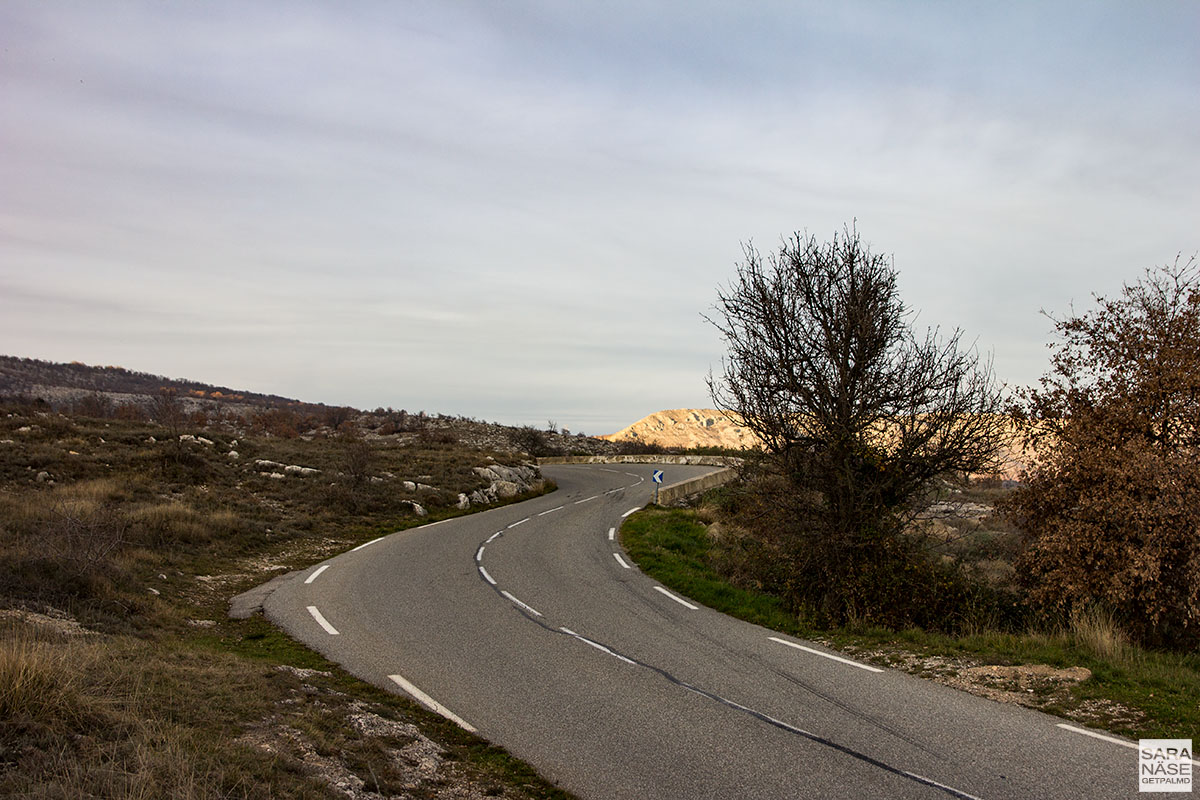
622,480,1200,739
3,239,1198,791
0,400,571,799
626,240,1200,739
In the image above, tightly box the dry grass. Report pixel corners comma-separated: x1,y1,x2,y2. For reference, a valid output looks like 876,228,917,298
1069,605,1133,663
0,629,91,730
0,402,571,798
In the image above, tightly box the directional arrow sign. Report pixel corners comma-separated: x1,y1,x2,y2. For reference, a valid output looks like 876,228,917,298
652,470,664,484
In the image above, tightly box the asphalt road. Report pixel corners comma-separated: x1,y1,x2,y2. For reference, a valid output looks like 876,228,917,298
261,463,1146,799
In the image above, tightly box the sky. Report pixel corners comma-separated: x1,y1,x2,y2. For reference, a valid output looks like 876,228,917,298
2,2,1197,434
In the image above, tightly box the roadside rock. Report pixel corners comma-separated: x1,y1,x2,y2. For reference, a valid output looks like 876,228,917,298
470,463,543,503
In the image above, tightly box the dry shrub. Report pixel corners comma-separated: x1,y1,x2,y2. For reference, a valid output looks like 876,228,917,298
1009,257,1200,648
42,488,128,577
1070,605,1132,664
127,502,238,546
113,402,148,422
0,629,286,800
0,481,133,605
0,633,86,727
252,408,301,439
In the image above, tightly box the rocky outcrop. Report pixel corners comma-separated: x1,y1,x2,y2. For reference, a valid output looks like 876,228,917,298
471,463,542,503
255,459,320,477
600,409,758,451
602,409,1029,480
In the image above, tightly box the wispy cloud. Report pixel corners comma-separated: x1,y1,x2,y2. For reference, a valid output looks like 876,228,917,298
2,1,1197,432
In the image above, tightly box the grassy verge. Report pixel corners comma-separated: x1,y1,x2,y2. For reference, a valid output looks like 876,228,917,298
0,405,574,798
621,506,1200,740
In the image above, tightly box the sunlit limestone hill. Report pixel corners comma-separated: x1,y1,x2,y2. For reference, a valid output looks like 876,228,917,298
599,409,759,451
603,408,1029,480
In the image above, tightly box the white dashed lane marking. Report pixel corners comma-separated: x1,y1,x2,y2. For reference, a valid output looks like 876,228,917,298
560,627,636,665
613,553,631,569
304,564,329,584
500,590,543,617
307,605,339,635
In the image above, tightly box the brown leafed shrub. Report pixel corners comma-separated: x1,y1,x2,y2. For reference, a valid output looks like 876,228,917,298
113,402,148,422
251,408,301,439
1007,256,1200,648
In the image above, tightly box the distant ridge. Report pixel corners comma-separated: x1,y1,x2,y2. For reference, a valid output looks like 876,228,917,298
0,355,315,412
599,409,759,451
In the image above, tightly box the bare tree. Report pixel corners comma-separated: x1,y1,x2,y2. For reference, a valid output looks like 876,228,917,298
342,435,373,487
152,388,187,439
511,425,551,457
706,225,1007,623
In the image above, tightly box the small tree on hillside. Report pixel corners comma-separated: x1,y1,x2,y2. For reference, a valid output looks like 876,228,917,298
1006,256,1200,647
707,226,1008,624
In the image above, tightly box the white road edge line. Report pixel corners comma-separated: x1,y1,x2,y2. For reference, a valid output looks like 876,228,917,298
507,518,528,528
500,590,543,617
608,527,615,541
621,507,640,517
388,673,477,732
306,605,339,635
560,627,635,665
613,553,631,569
768,637,883,673
351,536,383,552
478,566,497,585
653,586,698,610
475,546,485,563
537,506,564,516
304,564,330,584
574,495,599,504
1055,723,1200,764
1055,723,1136,749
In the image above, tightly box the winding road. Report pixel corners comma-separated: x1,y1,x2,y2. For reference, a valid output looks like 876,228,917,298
261,463,1143,799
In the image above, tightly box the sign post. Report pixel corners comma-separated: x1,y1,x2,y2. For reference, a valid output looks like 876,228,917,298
652,469,664,505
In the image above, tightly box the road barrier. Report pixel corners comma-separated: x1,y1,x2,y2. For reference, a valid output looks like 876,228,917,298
536,454,740,467
536,455,741,504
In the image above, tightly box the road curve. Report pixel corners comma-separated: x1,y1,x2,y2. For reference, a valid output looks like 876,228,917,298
262,463,1140,799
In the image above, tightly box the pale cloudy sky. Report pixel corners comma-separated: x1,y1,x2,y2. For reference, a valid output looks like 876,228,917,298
2,2,1196,434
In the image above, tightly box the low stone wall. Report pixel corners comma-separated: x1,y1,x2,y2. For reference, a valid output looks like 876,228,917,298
656,468,738,505
537,454,741,467
536,455,741,504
